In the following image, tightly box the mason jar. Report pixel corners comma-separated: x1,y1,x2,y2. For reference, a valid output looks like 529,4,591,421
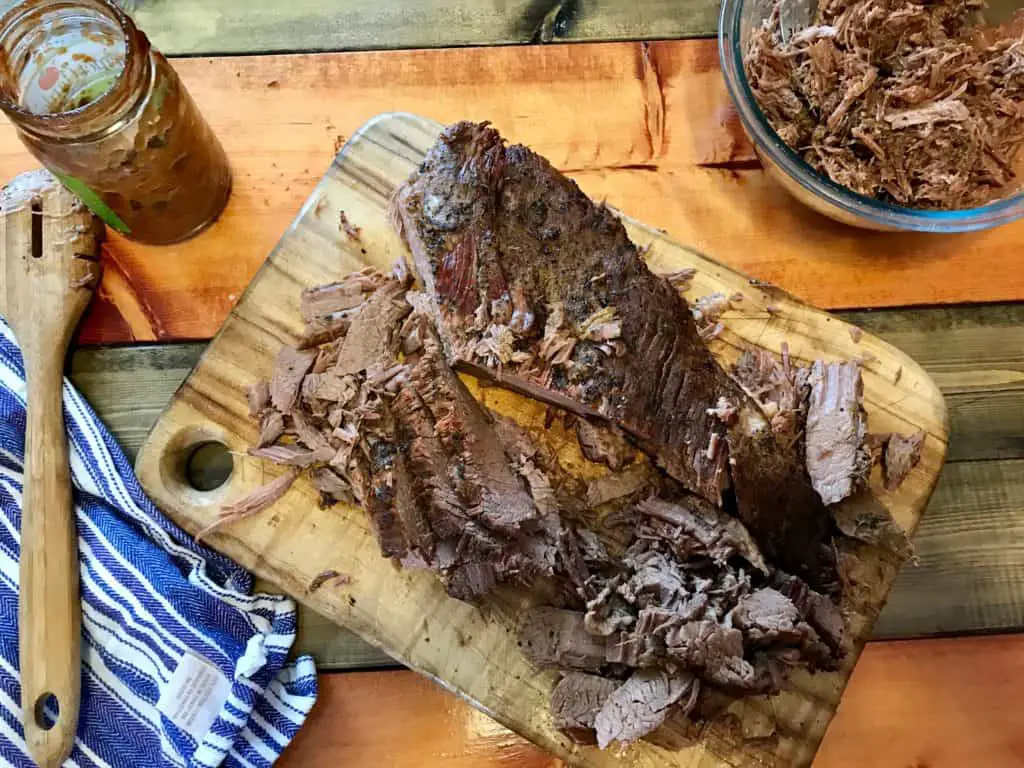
0,0,232,244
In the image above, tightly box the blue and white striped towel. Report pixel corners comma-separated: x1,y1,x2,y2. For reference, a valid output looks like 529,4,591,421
0,318,317,768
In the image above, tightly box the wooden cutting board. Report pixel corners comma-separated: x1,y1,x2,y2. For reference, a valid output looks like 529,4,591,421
135,113,948,768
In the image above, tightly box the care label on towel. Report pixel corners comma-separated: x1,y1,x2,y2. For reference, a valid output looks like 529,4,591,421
157,651,231,740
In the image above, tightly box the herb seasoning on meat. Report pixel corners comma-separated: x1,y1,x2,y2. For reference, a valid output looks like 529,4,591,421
745,0,1024,209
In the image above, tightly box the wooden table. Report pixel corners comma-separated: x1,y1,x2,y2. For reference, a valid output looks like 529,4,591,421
19,2,1024,765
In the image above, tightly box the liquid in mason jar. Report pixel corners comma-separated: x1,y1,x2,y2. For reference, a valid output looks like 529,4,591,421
0,0,231,244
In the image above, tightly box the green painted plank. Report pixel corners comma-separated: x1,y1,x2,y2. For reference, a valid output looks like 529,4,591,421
65,302,1024,667
874,458,1024,639
120,0,720,57
70,343,201,461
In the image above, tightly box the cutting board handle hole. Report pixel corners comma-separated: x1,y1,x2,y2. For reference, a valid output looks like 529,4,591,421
157,425,237,505
32,692,59,730
186,441,233,491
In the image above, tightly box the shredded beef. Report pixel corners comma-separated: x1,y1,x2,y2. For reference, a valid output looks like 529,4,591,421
394,121,839,590
238,266,856,749
229,124,928,753
805,361,870,505
745,0,1024,209
550,673,620,745
196,468,300,542
883,429,926,490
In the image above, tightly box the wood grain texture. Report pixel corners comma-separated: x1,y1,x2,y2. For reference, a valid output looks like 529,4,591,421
2,174,102,768
875,459,1024,638
122,0,718,56
70,343,205,458
276,635,1024,768
0,42,1020,343
132,114,946,768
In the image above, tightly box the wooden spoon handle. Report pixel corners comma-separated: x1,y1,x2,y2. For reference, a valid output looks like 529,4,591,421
20,343,81,768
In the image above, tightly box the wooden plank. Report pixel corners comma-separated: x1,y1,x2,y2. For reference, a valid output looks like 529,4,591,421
69,344,203,459
874,459,1024,638
129,113,946,768
0,42,1020,344
125,0,718,56
277,635,1024,767
842,304,1024,464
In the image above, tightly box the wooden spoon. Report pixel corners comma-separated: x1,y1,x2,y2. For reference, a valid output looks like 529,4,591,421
0,170,102,767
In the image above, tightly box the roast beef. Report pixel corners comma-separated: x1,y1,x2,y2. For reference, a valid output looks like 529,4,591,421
394,120,836,589
520,607,608,672
224,124,920,753
805,361,870,505
594,670,700,749
550,673,620,744
882,429,926,490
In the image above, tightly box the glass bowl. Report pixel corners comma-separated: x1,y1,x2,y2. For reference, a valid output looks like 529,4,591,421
718,0,1024,232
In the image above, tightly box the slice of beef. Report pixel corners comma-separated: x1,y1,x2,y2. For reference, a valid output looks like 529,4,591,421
333,278,412,375
298,315,350,349
311,466,354,506
594,670,700,749
247,380,271,418
249,444,324,467
383,320,561,598
394,121,836,589
269,346,317,414
519,607,607,672
636,496,768,574
775,573,846,653
406,331,539,535
256,411,285,447
731,588,807,645
829,496,914,565
299,269,386,321
883,429,926,490
805,360,870,505
550,673,620,744
663,620,763,692
732,344,810,446
576,418,634,470
390,384,461,561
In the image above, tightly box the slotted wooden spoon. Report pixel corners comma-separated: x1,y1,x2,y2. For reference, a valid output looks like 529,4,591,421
0,170,102,767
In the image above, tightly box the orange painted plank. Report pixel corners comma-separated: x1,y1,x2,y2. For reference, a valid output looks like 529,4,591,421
1,41,1020,343
279,635,1024,768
